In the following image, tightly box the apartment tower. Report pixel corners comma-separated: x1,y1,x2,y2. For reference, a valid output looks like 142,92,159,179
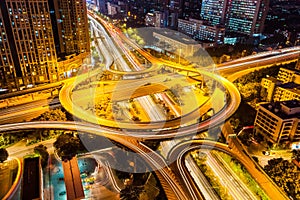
0,0,58,91
48,0,90,57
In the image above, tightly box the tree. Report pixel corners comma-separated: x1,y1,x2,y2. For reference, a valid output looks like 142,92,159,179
0,148,8,163
37,109,67,121
120,185,144,200
252,156,259,163
34,144,49,168
292,150,300,162
264,158,300,199
53,132,86,160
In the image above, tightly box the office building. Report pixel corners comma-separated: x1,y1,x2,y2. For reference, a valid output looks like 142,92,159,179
178,18,202,37
225,0,269,35
49,0,90,57
200,0,228,25
178,18,225,46
107,2,120,16
181,0,202,20
145,11,163,27
196,24,225,45
168,0,184,28
0,0,58,91
254,100,300,144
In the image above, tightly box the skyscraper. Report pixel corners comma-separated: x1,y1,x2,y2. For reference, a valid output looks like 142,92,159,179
49,0,90,57
182,0,201,20
0,5,16,91
200,0,269,36
168,0,184,28
0,0,58,91
226,0,269,35
200,0,228,25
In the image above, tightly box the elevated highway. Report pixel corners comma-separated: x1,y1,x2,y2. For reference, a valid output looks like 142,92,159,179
0,122,290,200
60,12,241,138
167,140,289,200
0,121,190,200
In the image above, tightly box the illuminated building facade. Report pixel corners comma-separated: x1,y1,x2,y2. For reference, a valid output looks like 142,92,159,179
261,77,282,102
49,0,90,57
200,0,228,25
153,30,201,57
0,0,58,91
178,18,225,45
273,83,300,102
261,68,300,102
0,5,16,91
145,11,163,27
196,24,225,45
277,67,300,84
200,0,269,37
225,0,269,35
178,18,201,36
255,100,300,144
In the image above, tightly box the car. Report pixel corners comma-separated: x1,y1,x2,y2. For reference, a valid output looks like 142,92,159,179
262,151,270,156
59,191,66,196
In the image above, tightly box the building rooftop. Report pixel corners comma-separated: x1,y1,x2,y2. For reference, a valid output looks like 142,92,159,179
264,76,282,83
281,100,300,108
280,82,300,89
279,67,300,74
153,29,199,45
260,100,300,119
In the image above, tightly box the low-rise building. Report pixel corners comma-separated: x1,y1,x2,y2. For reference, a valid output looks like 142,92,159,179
254,100,300,144
261,77,282,102
273,83,300,102
261,67,300,102
296,57,300,71
178,18,202,37
277,67,300,84
177,18,225,46
153,30,201,57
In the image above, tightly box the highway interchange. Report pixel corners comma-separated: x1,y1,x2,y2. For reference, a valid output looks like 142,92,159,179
1,9,300,200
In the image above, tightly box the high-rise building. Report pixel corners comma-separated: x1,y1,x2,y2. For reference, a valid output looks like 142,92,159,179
0,4,16,91
0,0,58,91
226,0,269,35
181,0,201,20
200,0,269,37
200,0,228,25
168,0,184,28
49,0,90,57
145,11,163,27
